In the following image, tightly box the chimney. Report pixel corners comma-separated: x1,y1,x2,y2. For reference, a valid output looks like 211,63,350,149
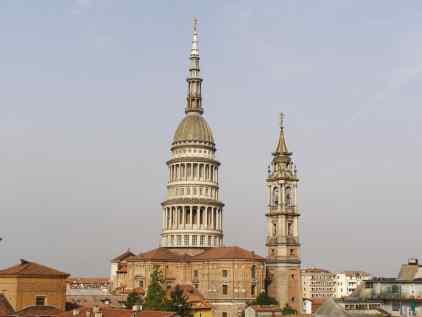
92,306,102,317
408,258,419,265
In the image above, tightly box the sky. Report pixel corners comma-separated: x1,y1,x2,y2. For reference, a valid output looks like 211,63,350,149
1,0,421,277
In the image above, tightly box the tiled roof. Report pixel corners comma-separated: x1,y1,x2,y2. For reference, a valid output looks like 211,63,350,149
315,298,350,317
132,287,145,295
192,246,265,261
249,305,281,313
166,285,210,309
0,294,15,316
111,250,136,263
57,307,176,317
0,260,69,278
17,305,62,316
129,248,190,262
127,246,264,263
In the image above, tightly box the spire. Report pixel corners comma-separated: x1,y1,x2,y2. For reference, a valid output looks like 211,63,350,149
191,17,199,57
185,17,204,115
273,113,290,156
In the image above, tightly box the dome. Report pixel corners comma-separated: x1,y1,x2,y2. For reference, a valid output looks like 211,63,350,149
173,113,215,145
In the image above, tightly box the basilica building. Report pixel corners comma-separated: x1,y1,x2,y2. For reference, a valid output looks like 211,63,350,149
111,19,302,317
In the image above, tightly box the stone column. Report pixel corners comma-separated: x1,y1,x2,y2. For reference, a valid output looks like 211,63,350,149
182,207,186,228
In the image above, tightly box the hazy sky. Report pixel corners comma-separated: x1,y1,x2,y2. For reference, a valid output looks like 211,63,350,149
1,1,421,277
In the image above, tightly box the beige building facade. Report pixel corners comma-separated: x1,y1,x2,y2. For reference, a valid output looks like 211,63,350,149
111,18,303,317
301,268,336,299
0,259,69,314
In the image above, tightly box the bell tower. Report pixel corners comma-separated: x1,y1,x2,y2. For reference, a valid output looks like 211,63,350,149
265,113,302,312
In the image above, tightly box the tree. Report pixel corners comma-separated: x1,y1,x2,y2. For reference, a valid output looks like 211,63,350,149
281,304,297,316
252,292,278,305
143,267,167,310
166,285,192,317
125,292,143,309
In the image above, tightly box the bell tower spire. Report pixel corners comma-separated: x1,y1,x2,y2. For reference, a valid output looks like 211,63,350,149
185,17,203,114
265,114,302,312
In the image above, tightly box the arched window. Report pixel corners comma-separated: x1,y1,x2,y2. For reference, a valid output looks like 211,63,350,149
272,187,279,206
273,223,277,236
285,186,292,207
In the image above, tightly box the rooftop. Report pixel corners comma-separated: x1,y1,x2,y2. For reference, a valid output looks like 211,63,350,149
57,307,176,317
0,259,69,278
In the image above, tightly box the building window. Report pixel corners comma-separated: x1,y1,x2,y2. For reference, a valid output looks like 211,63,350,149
287,222,293,236
251,265,256,279
222,285,228,295
208,236,212,246
192,235,197,246
194,283,199,289
222,270,228,278
194,270,198,278
200,235,205,246
222,313,228,317
177,235,182,246
35,296,46,306
139,280,144,288
184,235,189,246
251,284,256,296
272,187,279,205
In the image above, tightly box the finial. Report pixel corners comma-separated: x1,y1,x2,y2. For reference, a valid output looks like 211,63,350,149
193,16,198,33
191,17,199,57
280,112,284,129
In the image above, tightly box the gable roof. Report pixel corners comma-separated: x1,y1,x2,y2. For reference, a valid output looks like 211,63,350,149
0,259,69,278
128,248,190,262
57,307,176,317
0,294,15,316
111,250,135,263
192,246,265,261
127,246,264,263
315,298,350,317
17,305,62,317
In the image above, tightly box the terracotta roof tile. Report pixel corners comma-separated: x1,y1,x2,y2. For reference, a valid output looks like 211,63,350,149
17,305,62,316
192,246,264,261
166,285,210,309
128,248,190,262
0,260,69,278
57,307,176,317
111,250,136,263
127,246,264,263
249,305,281,313
0,294,15,316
